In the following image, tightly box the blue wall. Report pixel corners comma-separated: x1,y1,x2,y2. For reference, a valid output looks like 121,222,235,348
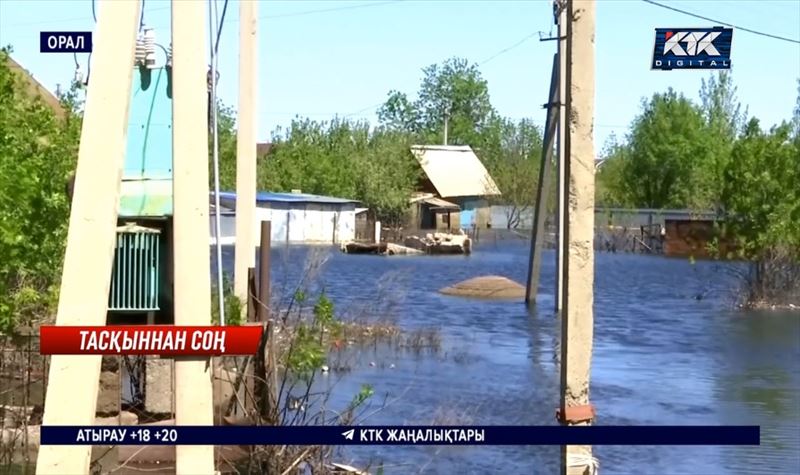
124,67,173,179
120,67,174,217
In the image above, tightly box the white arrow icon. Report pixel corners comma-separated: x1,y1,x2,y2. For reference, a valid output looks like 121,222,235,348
342,429,355,440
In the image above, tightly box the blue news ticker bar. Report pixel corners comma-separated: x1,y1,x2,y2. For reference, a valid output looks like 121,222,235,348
41,425,760,446
40,31,92,53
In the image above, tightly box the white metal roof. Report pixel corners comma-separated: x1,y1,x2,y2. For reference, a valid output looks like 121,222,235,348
410,145,501,198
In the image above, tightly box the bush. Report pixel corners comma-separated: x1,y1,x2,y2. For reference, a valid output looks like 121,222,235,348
0,47,80,332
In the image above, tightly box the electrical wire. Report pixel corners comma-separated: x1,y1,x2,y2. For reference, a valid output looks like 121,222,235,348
642,0,800,44
340,30,545,119
214,0,229,55
84,52,91,86
264,0,404,20
209,0,226,327
140,68,163,173
479,31,539,66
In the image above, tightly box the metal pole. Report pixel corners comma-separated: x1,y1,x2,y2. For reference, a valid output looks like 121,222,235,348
559,1,597,473
525,55,559,306
209,0,225,326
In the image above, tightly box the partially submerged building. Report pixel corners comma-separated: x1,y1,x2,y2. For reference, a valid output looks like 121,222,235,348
209,191,359,245
408,145,501,231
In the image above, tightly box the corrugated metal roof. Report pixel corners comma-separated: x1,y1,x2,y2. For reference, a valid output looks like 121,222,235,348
421,196,460,210
410,145,501,198
213,191,359,205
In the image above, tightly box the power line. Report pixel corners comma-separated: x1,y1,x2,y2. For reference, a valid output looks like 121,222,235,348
264,0,405,20
139,0,146,32
10,4,170,27
344,102,385,117
642,0,800,44
328,29,548,118
214,0,229,54
479,32,539,66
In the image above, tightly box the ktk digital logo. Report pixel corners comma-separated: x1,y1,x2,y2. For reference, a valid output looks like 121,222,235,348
652,27,733,70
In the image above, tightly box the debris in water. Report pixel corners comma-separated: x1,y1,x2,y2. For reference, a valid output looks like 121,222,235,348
439,275,526,300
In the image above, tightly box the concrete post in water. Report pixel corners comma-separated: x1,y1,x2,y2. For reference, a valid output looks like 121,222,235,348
36,2,141,473
171,0,216,472
525,55,559,306
375,221,382,243
555,0,567,313
559,0,597,474
234,0,258,321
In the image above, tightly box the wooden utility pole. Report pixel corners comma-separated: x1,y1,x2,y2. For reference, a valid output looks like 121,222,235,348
171,0,216,473
525,55,559,306
559,1,597,474
555,0,567,313
35,2,141,474
234,0,258,316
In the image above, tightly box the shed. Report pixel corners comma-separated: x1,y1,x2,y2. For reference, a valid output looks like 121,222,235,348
409,192,460,231
663,218,736,258
409,145,501,229
209,191,359,244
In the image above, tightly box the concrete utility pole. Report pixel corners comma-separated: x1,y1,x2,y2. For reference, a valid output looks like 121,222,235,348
35,2,141,474
525,55,559,306
171,0,216,473
234,0,258,316
559,1,597,474
555,0,567,313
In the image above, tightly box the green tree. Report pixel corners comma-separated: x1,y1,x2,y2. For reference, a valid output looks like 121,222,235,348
595,133,629,208
378,57,497,147
480,117,543,228
210,100,237,191
720,118,800,305
721,119,800,257
0,47,80,332
615,89,711,208
258,118,419,226
694,71,747,209
377,90,420,134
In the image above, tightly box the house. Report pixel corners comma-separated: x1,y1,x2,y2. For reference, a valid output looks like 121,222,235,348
209,191,359,245
409,145,501,231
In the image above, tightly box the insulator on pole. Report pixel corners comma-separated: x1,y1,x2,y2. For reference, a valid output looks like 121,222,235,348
134,33,146,66
143,27,156,69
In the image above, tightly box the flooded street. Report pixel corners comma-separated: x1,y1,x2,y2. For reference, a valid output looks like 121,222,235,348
214,241,800,474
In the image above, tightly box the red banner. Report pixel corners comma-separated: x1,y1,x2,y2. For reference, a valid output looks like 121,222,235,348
39,325,263,356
